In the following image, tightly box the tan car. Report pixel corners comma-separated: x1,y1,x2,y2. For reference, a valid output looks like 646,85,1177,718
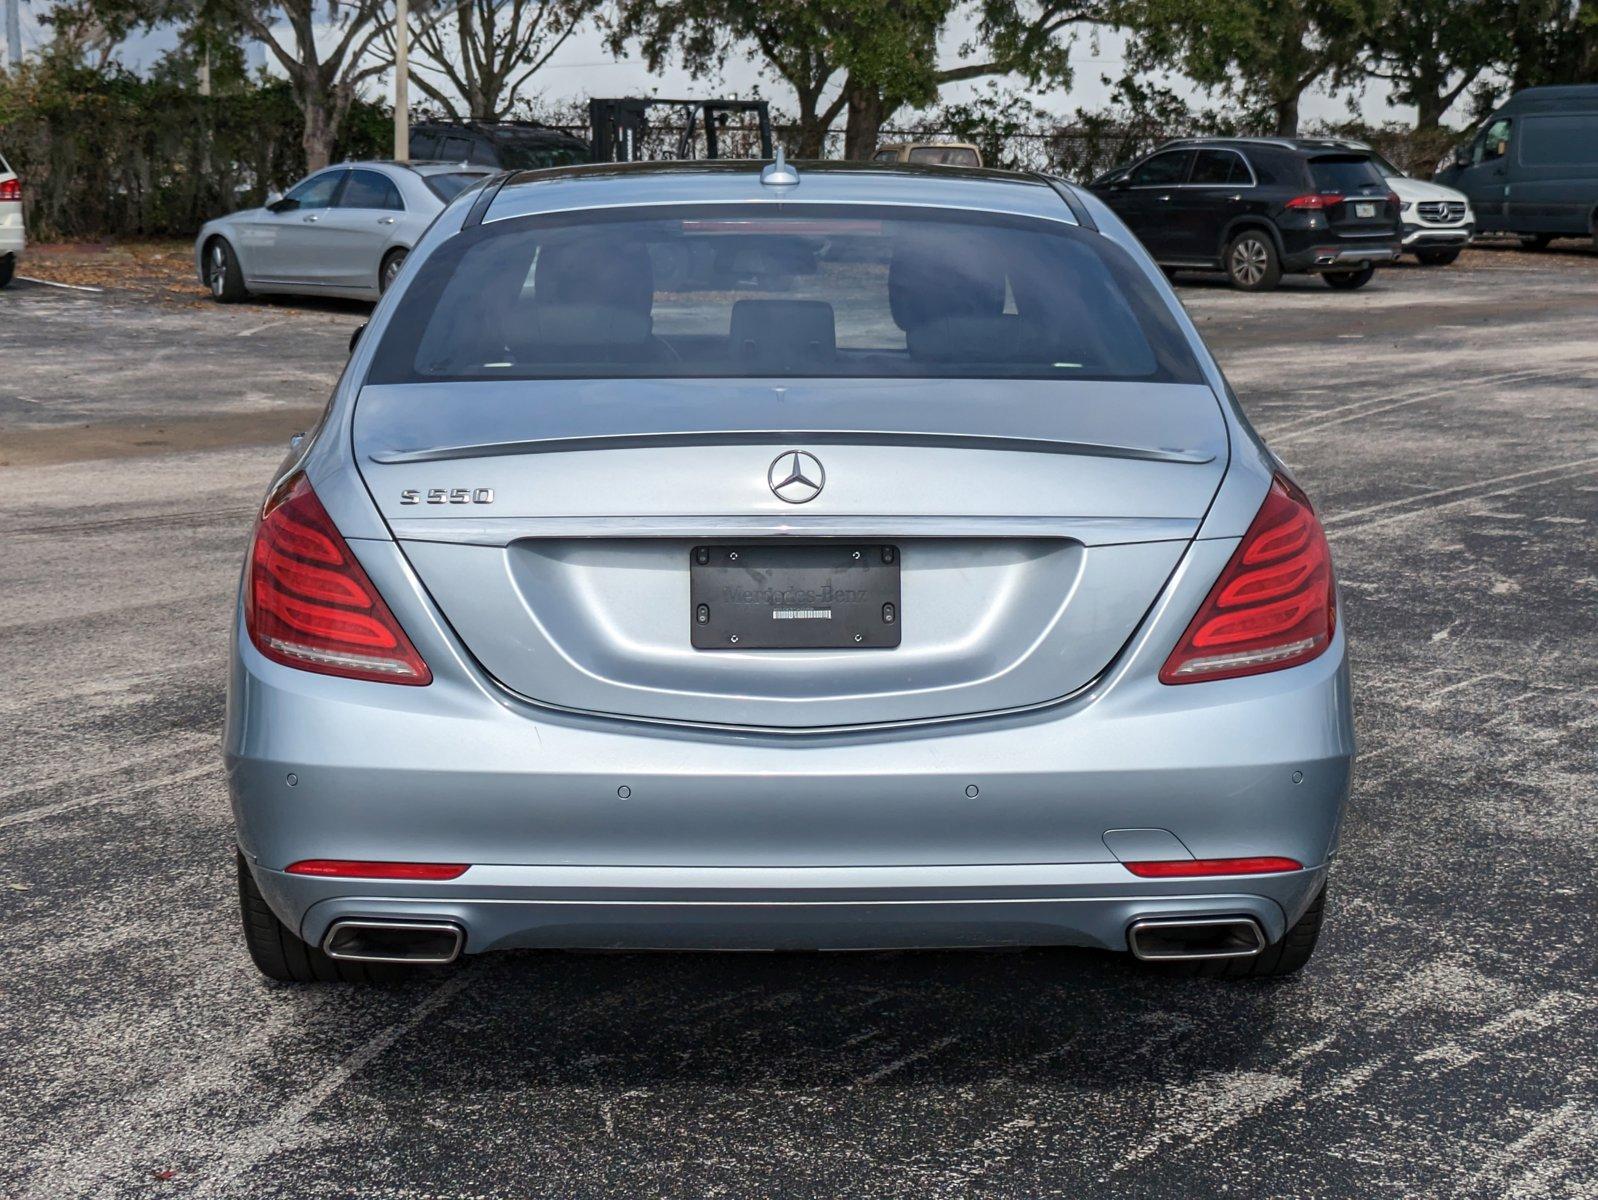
872,142,983,168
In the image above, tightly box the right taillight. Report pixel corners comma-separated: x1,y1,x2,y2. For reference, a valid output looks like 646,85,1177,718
1160,475,1336,684
0,178,20,202
1284,193,1342,210
244,473,432,685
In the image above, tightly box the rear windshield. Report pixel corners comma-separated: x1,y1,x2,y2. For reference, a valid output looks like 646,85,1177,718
1308,156,1387,194
368,204,1203,384
424,171,490,202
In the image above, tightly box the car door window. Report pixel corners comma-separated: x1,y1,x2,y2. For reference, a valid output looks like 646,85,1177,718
1475,118,1511,164
1189,149,1250,186
1128,151,1191,187
284,170,345,211
440,137,473,162
339,170,405,211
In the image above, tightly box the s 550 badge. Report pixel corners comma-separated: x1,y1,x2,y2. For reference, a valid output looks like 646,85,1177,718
400,488,495,505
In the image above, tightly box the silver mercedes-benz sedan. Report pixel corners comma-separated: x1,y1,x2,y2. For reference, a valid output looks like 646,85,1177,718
227,158,1353,983
195,160,491,302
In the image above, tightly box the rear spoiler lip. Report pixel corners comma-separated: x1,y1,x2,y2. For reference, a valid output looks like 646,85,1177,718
368,428,1216,467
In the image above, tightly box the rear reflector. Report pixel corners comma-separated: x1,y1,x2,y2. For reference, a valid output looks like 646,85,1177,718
286,860,469,880
1125,857,1303,878
1160,474,1335,684
245,473,431,684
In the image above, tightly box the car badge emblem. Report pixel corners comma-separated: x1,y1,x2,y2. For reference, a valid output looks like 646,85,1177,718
768,450,825,504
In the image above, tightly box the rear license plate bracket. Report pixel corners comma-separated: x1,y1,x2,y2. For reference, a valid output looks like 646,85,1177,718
690,544,901,649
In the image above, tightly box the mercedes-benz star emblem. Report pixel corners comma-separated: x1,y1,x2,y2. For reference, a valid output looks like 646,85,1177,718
768,450,825,504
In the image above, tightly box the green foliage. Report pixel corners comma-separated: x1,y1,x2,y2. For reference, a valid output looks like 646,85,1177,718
0,58,389,238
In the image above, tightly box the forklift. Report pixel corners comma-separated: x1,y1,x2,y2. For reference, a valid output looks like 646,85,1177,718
588,98,775,163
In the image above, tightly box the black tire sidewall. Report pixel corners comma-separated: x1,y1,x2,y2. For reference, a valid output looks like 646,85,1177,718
1324,264,1376,289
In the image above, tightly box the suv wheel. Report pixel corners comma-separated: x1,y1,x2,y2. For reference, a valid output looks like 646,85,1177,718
1518,233,1552,251
204,238,249,303
0,253,14,289
1414,247,1460,266
1225,232,1281,291
1323,263,1376,290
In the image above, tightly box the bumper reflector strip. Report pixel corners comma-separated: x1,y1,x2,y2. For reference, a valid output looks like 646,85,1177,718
285,859,470,880
1124,856,1303,878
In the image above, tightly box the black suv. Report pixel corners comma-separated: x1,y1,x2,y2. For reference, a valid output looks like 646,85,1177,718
1089,138,1402,291
408,121,592,171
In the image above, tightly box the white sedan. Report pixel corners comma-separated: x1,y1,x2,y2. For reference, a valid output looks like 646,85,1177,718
195,160,491,303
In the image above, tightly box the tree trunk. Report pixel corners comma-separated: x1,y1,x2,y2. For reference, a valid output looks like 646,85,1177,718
1272,91,1300,137
301,90,335,172
843,81,891,161
1414,89,1445,133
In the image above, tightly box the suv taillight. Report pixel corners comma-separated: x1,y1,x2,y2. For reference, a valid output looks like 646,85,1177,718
0,178,20,202
1160,475,1336,684
1284,193,1343,210
244,474,431,684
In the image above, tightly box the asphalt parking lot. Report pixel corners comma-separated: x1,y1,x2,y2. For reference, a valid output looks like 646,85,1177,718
2,248,1595,1198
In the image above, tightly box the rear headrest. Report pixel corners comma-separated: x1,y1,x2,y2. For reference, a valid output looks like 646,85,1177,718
888,232,1006,332
532,237,654,317
729,300,837,371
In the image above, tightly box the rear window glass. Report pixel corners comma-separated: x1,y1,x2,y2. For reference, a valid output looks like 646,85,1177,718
907,146,980,167
367,205,1203,385
425,171,490,202
1308,156,1386,193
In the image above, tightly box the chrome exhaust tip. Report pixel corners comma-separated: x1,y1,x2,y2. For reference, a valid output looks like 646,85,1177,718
323,919,464,965
1127,916,1266,962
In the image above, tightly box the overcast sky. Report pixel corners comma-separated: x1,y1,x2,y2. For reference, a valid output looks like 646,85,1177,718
5,4,1431,130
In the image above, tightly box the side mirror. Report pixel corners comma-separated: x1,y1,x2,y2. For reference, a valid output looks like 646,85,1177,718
1110,176,1132,190
349,323,366,354
267,196,299,214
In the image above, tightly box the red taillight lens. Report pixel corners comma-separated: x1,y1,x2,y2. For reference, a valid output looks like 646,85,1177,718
245,474,431,684
0,177,20,202
1284,193,1346,210
1125,856,1303,878
286,859,468,880
1160,474,1336,684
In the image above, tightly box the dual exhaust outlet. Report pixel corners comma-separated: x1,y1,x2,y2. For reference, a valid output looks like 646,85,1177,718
321,915,1266,965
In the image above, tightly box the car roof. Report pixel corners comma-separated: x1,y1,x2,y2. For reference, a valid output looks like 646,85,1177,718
1155,136,1374,156
481,158,1079,227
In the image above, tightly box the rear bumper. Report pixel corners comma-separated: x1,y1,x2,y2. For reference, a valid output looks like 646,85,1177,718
1287,244,1401,271
254,860,1328,954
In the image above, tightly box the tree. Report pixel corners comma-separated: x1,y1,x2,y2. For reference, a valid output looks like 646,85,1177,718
379,0,600,121
1497,0,1598,93
608,0,1096,159
1362,0,1499,131
1118,0,1385,135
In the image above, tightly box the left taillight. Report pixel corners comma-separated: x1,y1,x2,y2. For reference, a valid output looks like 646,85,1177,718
244,473,432,685
1160,474,1336,685
0,177,21,202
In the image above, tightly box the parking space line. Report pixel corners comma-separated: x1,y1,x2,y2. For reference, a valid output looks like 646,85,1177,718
1327,457,1598,533
0,762,217,830
16,276,105,293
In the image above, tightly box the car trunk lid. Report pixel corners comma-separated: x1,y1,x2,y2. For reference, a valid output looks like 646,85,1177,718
355,378,1228,729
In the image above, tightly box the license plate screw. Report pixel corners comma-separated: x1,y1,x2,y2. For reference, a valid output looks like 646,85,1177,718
854,633,863,642
729,551,739,561
882,546,895,563
882,602,895,624
729,634,739,644
695,547,709,565
852,550,861,560
696,604,710,625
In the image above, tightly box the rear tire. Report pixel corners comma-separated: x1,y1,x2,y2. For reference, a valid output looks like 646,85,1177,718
204,238,248,303
1518,233,1552,251
0,254,14,289
236,851,401,983
1414,247,1460,266
1323,263,1376,290
1225,231,1281,291
1168,886,1327,980
379,248,407,294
